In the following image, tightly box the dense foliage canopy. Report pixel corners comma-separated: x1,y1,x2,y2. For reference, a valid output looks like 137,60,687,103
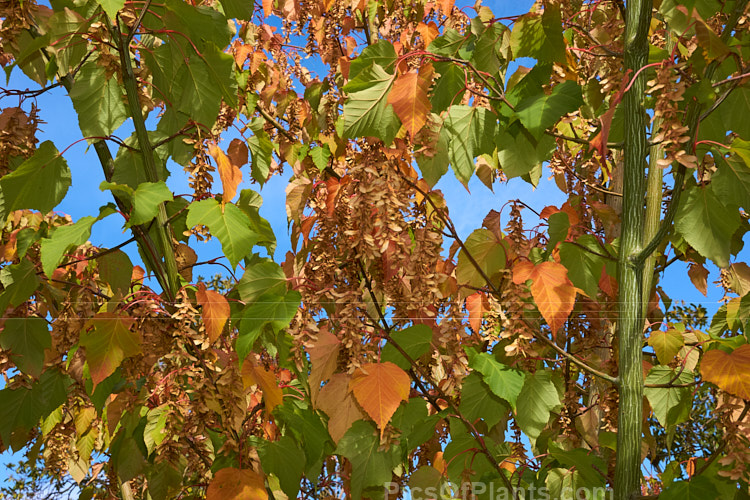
1,0,750,499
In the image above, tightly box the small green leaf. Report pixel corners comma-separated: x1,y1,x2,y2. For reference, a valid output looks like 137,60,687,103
712,147,750,210
335,420,399,500
98,250,134,296
455,229,506,288
310,145,331,172
675,184,740,268
248,126,273,185
68,60,128,139
644,367,693,428
349,41,397,79
96,0,125,19
515,81,583,137
144,405,169,455
430,62,465,114
415,114,450,186
515,370,562,443
0,141,71,219
80,313,141,388
558,235,606,299
497,124,555,179
218,0,254,20
343,63,400,143
0,317,51,377
648,329,685,365
236,261,287,304
381,325,433,370
0,260,40,312
40,216,97,277
659,477,717,500
259,435,305,498
468,352,525,410
458,372,509,428
126,181,173,227
186,199,258,269
510,5,566,64
443,105,496,186
237,290,301,362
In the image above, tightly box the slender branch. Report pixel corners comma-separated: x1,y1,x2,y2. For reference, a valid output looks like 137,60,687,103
546,130,623,150
110,16,180,300
257,105,296,142
56,236,137,269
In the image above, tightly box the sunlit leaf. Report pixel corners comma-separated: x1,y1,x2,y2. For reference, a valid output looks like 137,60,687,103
700,344,750,399
513,261,577,334
206,468,267,500
343,63,400,143
196,283,230,343
80,313,140,388
387,64,434,137
350,362,410,438
186,199,258,269
241,358,283,412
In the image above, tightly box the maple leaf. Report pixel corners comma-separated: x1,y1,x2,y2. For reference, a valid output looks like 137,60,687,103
80,313,140,388
349,362,410,438
315,373,365,443
196,282,230,343
687,262,709,296
465,292,489,333
387,63,434,137
242,358,283,413
206,468,267,500
209,142,242,204
308,327,341,402
701,344,750,400
513,261,577,334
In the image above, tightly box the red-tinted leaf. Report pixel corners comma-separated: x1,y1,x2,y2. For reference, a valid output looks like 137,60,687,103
688,262,708,297
513,261,577,334
196,283,230,343
242,359,283,413
209,143,243,204
350,362,410,438
315,373,364,443
466,292,489,333
80,313,140,388
387,64,434,137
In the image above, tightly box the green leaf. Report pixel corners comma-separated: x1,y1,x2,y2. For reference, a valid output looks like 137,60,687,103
0,260,40,312
186,199,258,269
415,114,450,187
342,63,400,143
455,229,506,288
648,328,685,365
40,216,97,277
274,404,333,479
335,420,399,500
547,211,570,250
458,372,509,428
98,249,134,296
248,126,273,185
659,477,718,500
96,0,125,18
515,370,561,443
712,147,750,210
427,29,467,58
111,132,170,189
443,105,496,186
472,23,507,76
674,184,740,268
68,60,128,139
644,367,693,428
218,0,254,20
468,352,525,410
515,81,583,137
0,370,71,448
236,261,287,304
558,235,606,299
259,435,305,498
310,145,331,172
497,124,555,179
430,62,465,114
202,42,238,110
0,141,71,219
548,442,606,487
175,54,227,128
0,317,51,377
510,5,566,64
381,325,433,370
349,41,397,80
126,181,173,228
237,290,301,362
79,313,141,388
144,405,169,455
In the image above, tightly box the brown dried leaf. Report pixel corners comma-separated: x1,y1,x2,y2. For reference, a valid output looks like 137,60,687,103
315,373,364,443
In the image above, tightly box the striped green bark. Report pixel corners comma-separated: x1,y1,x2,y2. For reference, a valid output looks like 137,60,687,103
615,0,652,498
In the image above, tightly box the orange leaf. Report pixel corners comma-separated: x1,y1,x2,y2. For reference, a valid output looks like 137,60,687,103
207,468,267,500
701,344,750,399
308,327,341,401
315,373,364,443
242,359,283,413
209,143,243,204
196,283,230,343
513,261,577,334
80,313,140,389
387,63,434,137
688,262,708,297
465,292,489,333
416,21,439,47
349,362,410,438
